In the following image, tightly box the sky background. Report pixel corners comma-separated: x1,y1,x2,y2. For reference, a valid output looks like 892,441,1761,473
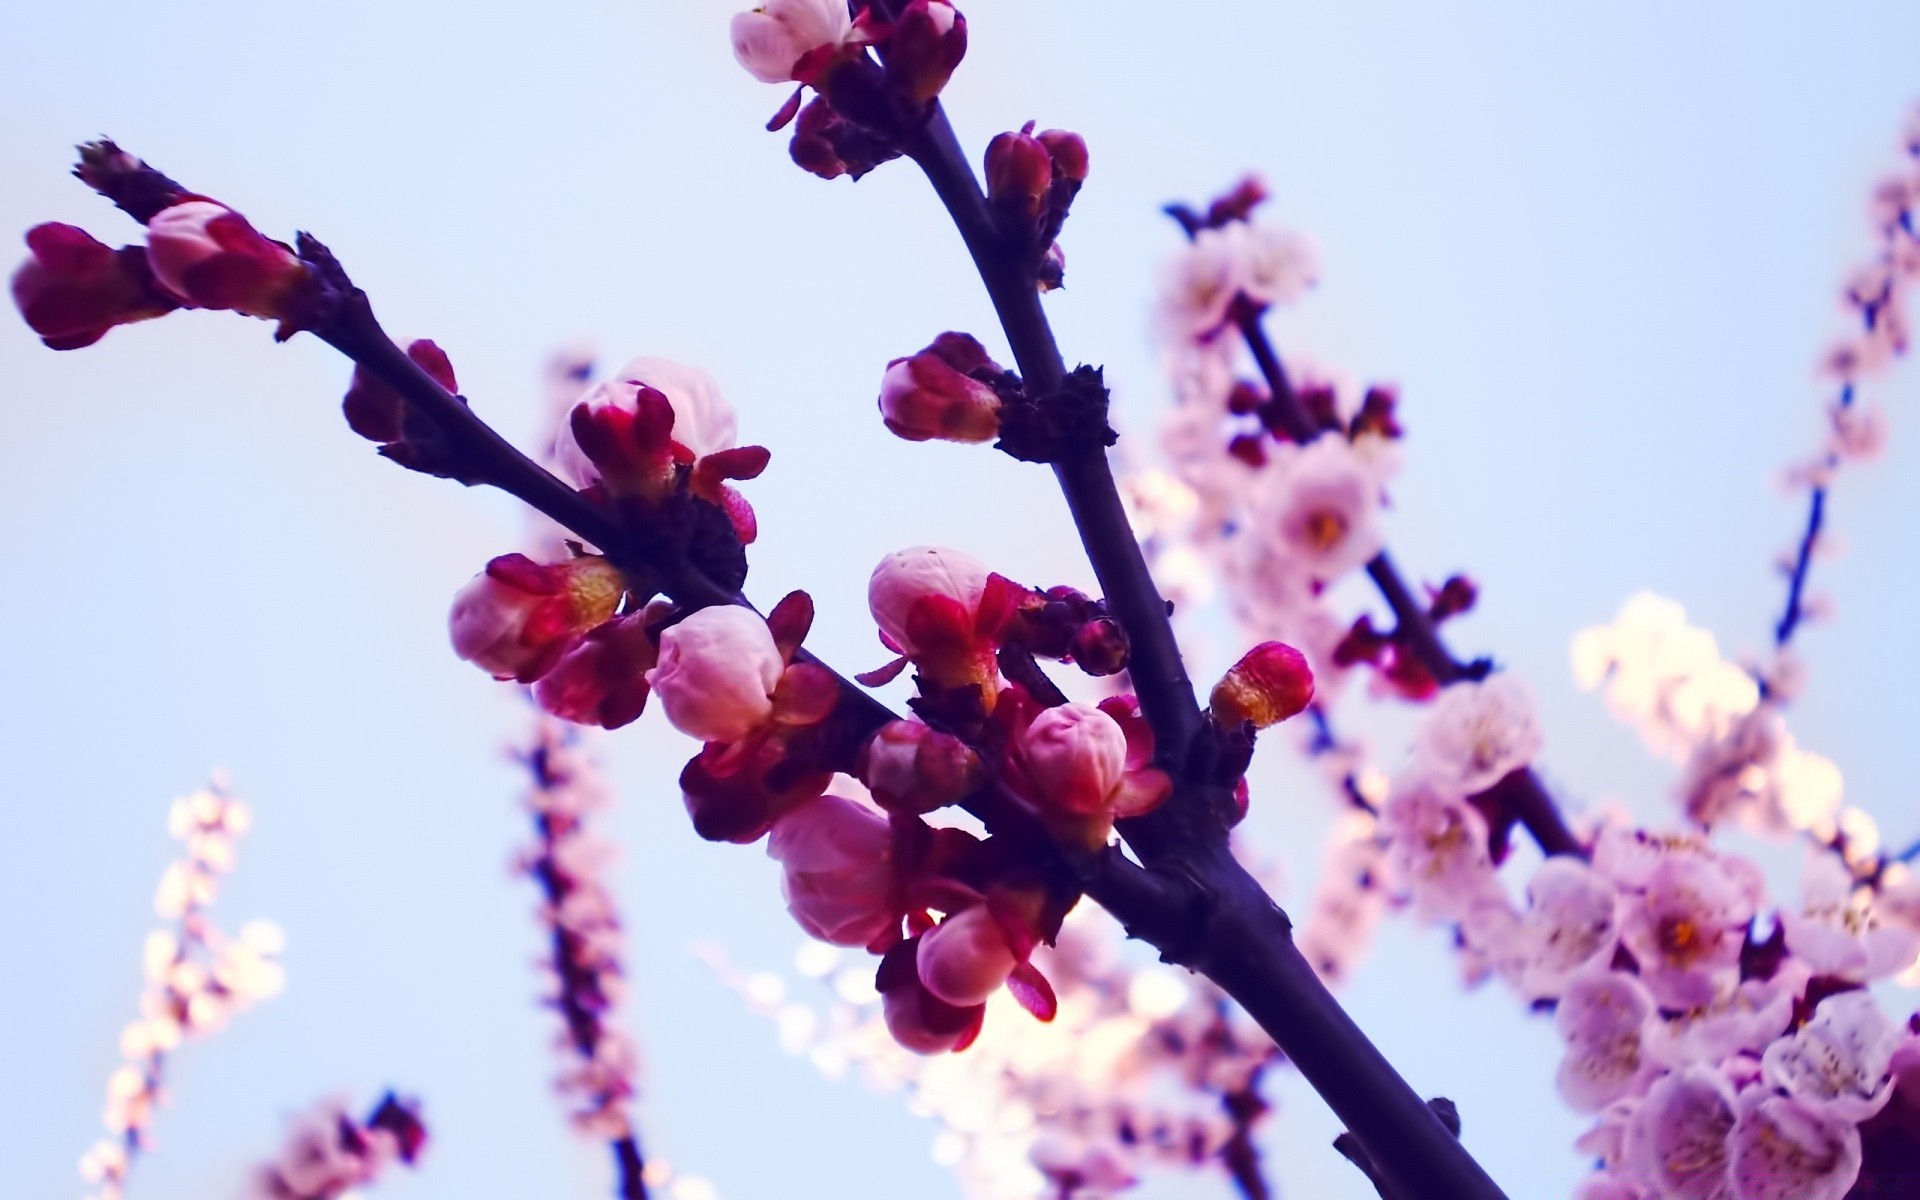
4,2,1920,1198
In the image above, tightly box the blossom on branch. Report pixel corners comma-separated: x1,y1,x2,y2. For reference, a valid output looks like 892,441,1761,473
448,553,627,683
1411,674,1544,797
144,200,308,322
242,1093,426,1200
11,222,176,349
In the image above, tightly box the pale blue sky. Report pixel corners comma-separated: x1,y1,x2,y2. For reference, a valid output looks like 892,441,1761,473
4,3,1920,1199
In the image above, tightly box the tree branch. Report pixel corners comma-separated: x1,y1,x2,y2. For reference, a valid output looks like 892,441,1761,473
893,108,1509,1200
1232,294,1583,860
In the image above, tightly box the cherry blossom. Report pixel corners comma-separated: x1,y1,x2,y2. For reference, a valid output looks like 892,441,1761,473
1381,776,1499,922
447,553,626,683
1246,435,1385,586
1411,674,1545,797
1555,970,1660,1114
1619,1066,1736,1200
767,793,900,950
1612,840,1762,1010
553,356,739,489
1727,1089,1861,1200
1781,849,1920,982
1761,989,1904,1123
729,0,854,85
1510,857,1620,1001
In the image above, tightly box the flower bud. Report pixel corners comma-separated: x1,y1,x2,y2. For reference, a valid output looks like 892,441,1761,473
342,339,456,444
1037,129,1089,184
1069,616,1129,677
532,610,659,730
868,546,993,659
878,333,1003,443
1210,642,1315,729
144,201,306,321
877,940,984,1054
916,906,1017,1007
884,0,967,105
789,96,902,181
730,0,853,84
858,720,982,813
767,793,898,948
985,125,1053,220
1014,703,1128,816
648,605,784,743
553,357,738,491
11,223,176,350
448,554,626,683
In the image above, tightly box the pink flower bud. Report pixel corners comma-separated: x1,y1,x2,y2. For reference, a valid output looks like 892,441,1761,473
766,793,898,948
878,333,1003,444
730,0,853,85
1011,702,1128,816
341,339,456,444
11,223,176,350
553,357,738,490
877,940,985,1055
647,605,784,743
868,545,993,658
532,611,659,730
884,0,967,105
858,720,982,814
448,554,626,683
916,906,1017,1007
144,200,307,320
1210,641,1315,729
1036,129,1089,184
985,126,1053,219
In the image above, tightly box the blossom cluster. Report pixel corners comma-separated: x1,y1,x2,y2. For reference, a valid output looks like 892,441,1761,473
705,898,1279,1200
240,1093,426,1200
80,780,286,1200
518,716,641,1144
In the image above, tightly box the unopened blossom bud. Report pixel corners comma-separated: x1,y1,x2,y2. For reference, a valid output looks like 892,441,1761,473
532,610,659,730
729,0,852,85
144,201,307,321
869,545,993,660
448,554,626,683
1210,642,1314,729
878,332,1003,443
647,605,784,743
1069,617,1129,677
767,793,898,948
985,125,1053,220
554,357,738,491
341,339,456,444
789,96,902,181
1429,575,1477,621
1014,703,1128,816
858,720,982,813
11,223,176,350
885,0,967,105
1036,129,1089,184
877,940,984,1055
916,905,1017,1007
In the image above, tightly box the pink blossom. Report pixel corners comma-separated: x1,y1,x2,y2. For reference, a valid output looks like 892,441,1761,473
552,356,738,489
1412,674,1544,796
1615,842,1762,1010
917,905,1018,1007
1620,1066,1736,1200
1232,221,1321,308
729,0,853,84
1156,226,1245,340
1642,964,1804,1070
878,333,1003,444
1381,776,1499,922
1031,1133,1138,1196
767,793,898,950
876,938,985,1055
647,605,784,743
1575,1173,1649,1200
1727,1090,1860,1200
1512,857,1620,1000
1555,970,1660,1113
1760,989,1903,1123
1781,850,1920,982
144,200,306,321
448,554,626,683
1249,435,1385,585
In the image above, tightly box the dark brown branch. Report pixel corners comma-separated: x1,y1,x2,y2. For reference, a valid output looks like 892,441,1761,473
895,109,1509,1200
1221,1072,1273,1200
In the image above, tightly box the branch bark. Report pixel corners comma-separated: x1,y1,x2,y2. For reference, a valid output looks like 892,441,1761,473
894,103,1510,1200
